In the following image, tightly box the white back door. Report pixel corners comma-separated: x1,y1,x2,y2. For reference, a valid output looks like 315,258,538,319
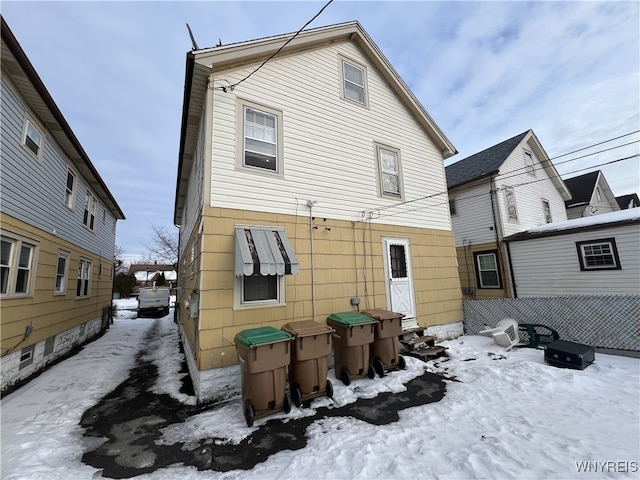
383,238,416,322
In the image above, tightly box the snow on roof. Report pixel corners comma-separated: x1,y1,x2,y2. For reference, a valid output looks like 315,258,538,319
506,207,639,241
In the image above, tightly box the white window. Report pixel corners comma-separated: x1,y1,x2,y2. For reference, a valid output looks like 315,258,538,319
243,106,278,172
449,198,457,216
542,200,552,223
595,186,602,202
55,251,69,294
1,234,37,297
474,251,501,289
524,151,535,176
341,58,367,105
376,144,403,199
504,187,518,221
576,238,621,271
65,169,76,209
83,190,97,231
98,262,103,278
76,258,92,298
22,118,43,157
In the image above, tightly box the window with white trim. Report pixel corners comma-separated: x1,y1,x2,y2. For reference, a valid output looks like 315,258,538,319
242,275,280,303
504,187,518,221
76,258,92,298
340,57,368,106
375,144,403,199
576,238,621,271
83,190,97,231
65,169,76,209
244,106,277,171
22,118,43,158
474,250,501,288
542,199,552,223
1,234,37,297
44,336,56,356
54,251,69,294
524,151,535,176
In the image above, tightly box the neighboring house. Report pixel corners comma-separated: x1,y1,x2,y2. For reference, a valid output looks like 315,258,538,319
504,208,639,296
174,21,463,401
445,130,571,299
615,193,640,210
563,170,620,219
0,17,125,392
129,263,177,292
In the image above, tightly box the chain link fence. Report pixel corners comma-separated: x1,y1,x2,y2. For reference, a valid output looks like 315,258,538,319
463,295,640,352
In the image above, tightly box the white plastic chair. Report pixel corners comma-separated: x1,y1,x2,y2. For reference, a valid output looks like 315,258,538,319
479,318,520,350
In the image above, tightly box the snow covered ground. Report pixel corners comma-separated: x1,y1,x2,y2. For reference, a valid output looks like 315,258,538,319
1,298,638,479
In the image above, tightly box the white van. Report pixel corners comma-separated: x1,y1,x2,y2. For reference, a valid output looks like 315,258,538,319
137,287,171,317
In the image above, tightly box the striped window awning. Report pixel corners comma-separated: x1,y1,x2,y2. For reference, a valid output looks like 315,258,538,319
234,226,299,276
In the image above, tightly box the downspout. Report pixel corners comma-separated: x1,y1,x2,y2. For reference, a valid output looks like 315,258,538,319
489,177,511,296
505,241,518,298
307,200,318,321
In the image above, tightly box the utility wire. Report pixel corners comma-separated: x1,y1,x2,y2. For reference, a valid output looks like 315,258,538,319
549,130,640,160
372,154,639,220
215,0,334,92
364,133,639,216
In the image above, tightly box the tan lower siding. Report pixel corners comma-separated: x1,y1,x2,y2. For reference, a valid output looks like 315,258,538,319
178,206,463,371
455,242,512,299
1,214,113,354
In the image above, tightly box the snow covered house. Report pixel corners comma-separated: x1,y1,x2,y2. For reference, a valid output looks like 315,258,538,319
0,17,125,393
563,170,620,219
445,130,571,299
504,208,640,296
173,21,464,401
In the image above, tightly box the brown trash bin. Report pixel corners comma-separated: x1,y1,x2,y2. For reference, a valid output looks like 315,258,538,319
326,311,377,386
282,320,334,407
362,308,407,377
235,326,293,427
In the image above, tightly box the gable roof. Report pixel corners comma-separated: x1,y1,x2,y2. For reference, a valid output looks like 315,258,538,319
0,16,125,220
616,193,640,210
445,131,529,189
174,21,457,225
563,171,600,208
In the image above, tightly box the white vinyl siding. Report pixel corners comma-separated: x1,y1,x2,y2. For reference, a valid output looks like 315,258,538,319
210,42,450,231
449,182,497,246
508,224,639,296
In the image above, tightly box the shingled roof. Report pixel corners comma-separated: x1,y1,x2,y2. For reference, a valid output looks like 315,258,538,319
563,171,600,208
615,193,640,210
445,131,529,189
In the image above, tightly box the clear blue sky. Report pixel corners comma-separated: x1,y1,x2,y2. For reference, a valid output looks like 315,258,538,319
3,1,639,261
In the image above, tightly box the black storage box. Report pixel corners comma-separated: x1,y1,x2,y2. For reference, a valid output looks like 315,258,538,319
544,339,595,370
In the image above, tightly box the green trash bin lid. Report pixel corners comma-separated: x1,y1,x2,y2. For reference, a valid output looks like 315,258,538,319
326,311,376,327
235,326,292,347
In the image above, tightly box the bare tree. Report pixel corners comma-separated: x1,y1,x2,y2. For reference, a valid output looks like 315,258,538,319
145,225,179,266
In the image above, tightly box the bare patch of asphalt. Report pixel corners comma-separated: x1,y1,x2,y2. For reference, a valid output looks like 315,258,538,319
80,318,447,479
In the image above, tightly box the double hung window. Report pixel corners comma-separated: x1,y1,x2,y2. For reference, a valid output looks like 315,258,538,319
238,101,283,175
1,234,37,297
76,258,92,298
576,238,621,271
504,187,518,221
65,169,76,209
375,144,403,199
55,251,69,294
23,118,43,158
474,251,501,289
83,190,97,231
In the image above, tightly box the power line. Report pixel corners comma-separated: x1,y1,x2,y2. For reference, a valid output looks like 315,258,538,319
215,0,334,93
550,130,640,160
363,133,639,217
371,153,639,220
